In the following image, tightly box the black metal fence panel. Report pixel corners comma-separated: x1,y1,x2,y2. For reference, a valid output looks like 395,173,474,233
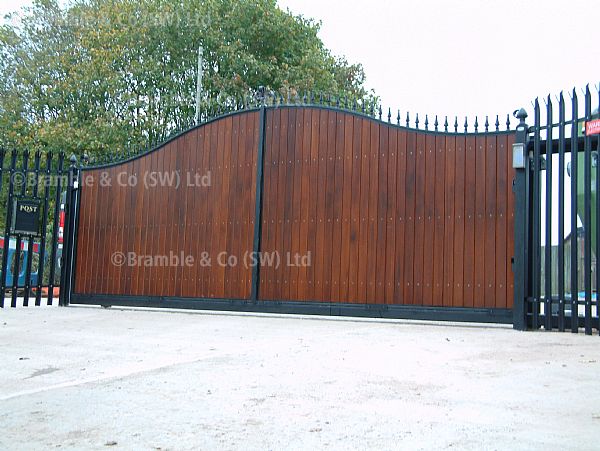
514,84,600,334
0,150,72,308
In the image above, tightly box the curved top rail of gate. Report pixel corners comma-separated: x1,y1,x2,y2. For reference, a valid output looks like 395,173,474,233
80,91,514,171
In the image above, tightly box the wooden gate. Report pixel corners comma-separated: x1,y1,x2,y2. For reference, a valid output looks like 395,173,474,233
70,101,515,323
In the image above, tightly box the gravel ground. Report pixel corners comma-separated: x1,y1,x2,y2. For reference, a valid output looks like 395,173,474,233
0,306,599,450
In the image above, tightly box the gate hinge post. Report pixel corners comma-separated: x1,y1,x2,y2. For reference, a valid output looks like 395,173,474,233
513,108,529,330
59,154,80,307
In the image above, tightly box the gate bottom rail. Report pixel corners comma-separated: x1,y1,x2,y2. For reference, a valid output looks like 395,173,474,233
70,294,512,324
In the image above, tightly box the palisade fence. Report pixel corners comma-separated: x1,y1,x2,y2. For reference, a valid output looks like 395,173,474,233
0,150,68,307
513,84,600,334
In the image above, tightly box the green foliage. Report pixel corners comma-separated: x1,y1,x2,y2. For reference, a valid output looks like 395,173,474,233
0,0,377,161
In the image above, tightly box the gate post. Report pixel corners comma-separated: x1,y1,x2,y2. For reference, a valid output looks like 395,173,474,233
59,154,79,307
512,108,529,330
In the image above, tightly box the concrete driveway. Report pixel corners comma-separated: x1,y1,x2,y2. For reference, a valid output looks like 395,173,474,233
0,306,598,450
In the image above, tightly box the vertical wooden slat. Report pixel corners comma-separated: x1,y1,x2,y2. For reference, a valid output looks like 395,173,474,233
171,140,183,297
323,111,336,301
248,111,259,298
204,125,216,297
331,112,345,301
114,164,127,295
275,109,289,299
385,127,398,304
453,135,466,307
215,118,228,297
358,118,370,302
130,159,141,295
173,136,186,297
152,150,167,296
423,133,436,306
259,111,272,299
403,131,416,305
178,131,190,297
485,135,497,308
188,129,202,297
223,116,236,298
339,112,353,301
443,135,455,307
218,117,232,297
234,116,245,297
315,110,328,301
433,134,446,306
366,120,380,303
306,110,320,300
464,136,476,307
100,166,113,294
290,109,303,300
348,116,362,302
375,123,389,303
414,132,426,305
495,134,508,309
280,109,295,300
86,170,100,294
184,129,199,297
134,152,148,295
199,123,213,298
146,151,159,295
394,129,407,304
239,113,249,298
297,110,311,301
95,166,108,294
154,147,167,294
474,134,487,307
209,121,220,297
162,145,174,296
167,145,180,296
234,113,246,298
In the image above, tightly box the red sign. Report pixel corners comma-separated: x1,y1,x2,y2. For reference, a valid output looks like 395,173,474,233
586,119,600,136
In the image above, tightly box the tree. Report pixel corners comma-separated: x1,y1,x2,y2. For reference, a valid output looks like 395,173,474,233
0,0,377,160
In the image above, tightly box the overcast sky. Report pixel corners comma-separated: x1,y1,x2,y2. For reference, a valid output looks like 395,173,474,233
278,0,598,124
2,0,598,122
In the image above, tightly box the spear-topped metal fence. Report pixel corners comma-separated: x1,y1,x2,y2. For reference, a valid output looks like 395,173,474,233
513,84,600,334
0,150,71,307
